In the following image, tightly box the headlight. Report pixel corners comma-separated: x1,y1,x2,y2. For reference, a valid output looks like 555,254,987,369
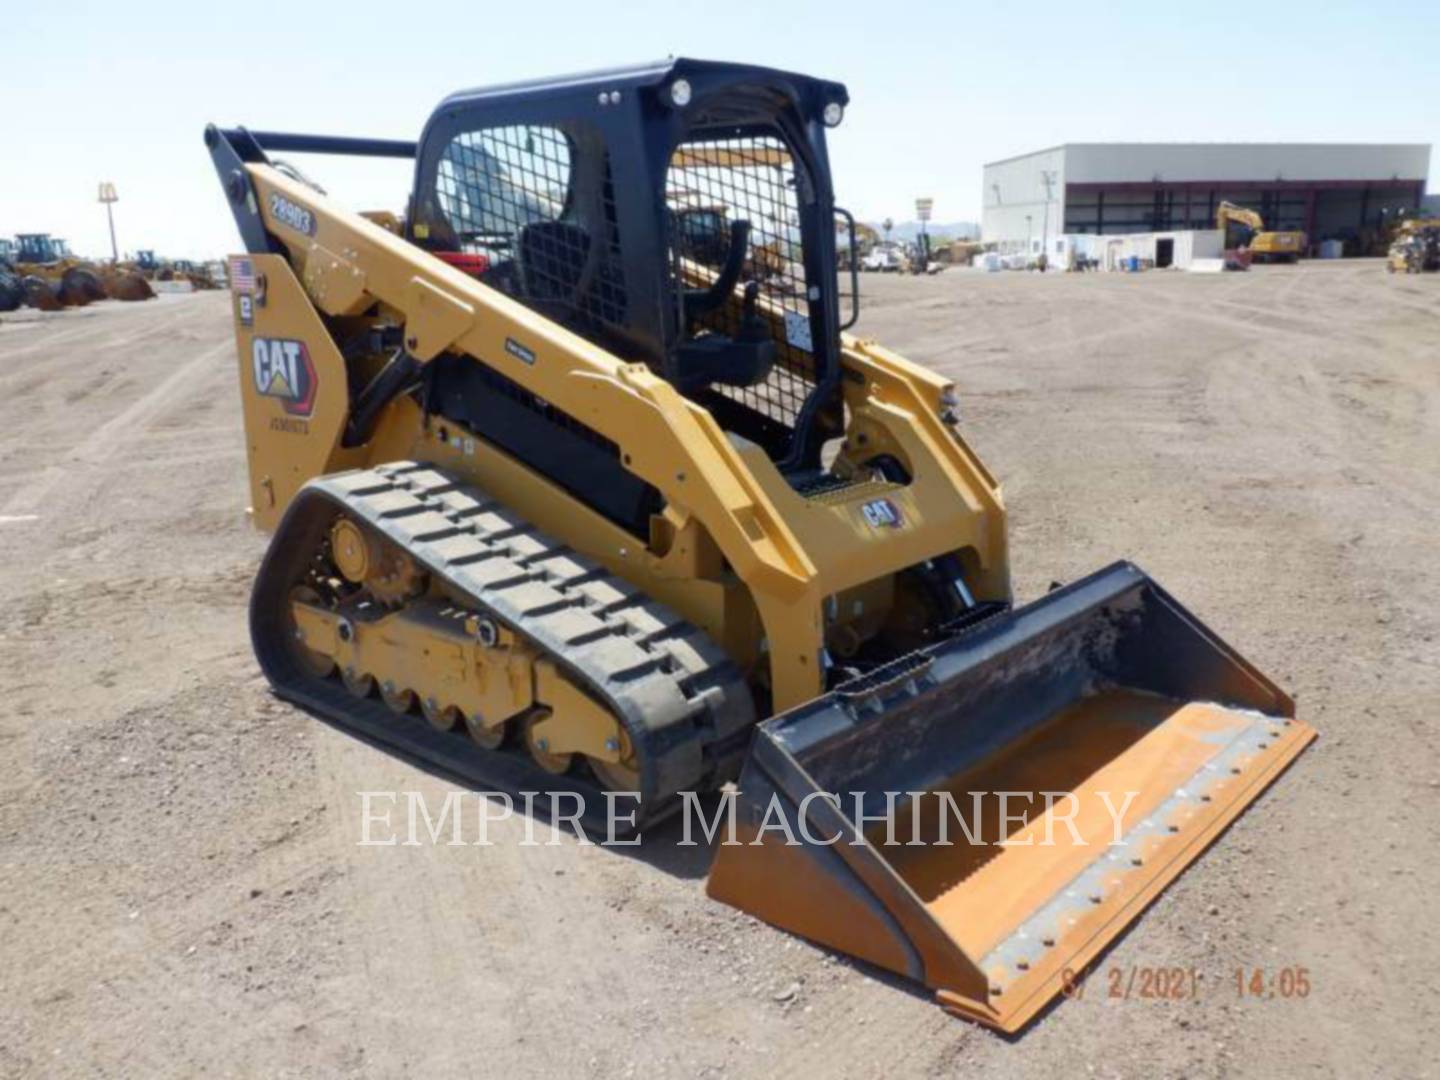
940,386,961,424
823,101,844,127
669,79,692,107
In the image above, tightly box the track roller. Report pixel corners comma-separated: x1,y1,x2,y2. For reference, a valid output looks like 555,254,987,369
465,713,510,751
523,712,573,774
421,698,461,732
342,667,376,698
379,681,416,715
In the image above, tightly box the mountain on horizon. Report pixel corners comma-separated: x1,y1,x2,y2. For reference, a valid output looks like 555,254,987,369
866,219,980,242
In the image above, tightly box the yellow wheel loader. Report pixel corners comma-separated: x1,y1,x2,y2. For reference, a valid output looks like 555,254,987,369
207,58,1313,1034
11,235,97,309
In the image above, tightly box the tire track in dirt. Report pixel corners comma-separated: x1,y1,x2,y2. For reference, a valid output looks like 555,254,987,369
0,339,231,516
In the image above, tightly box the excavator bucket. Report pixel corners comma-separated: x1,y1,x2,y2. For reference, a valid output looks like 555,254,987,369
707,562,1314,1033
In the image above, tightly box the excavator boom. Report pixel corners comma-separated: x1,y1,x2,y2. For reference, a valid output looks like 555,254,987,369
1217,200,1306,264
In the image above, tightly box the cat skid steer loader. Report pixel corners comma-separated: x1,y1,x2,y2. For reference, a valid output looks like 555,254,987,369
207,58,1313,1033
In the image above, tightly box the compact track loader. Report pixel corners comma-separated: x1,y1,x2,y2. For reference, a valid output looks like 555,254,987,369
208,58,1313,1033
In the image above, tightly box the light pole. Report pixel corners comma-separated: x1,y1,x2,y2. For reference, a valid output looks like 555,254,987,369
1040,169,1056,262
1025,214,1032,255
98,182,119,263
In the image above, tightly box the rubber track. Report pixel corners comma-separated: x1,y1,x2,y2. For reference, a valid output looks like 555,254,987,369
250,462,756,827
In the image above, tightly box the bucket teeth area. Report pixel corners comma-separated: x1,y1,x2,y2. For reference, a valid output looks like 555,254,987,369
958,700,1314,1029
707,561,1316,1035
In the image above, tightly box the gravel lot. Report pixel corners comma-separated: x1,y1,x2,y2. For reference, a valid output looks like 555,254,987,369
1,261,1436,1077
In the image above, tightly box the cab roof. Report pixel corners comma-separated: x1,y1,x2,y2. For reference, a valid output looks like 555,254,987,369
435,57,848,113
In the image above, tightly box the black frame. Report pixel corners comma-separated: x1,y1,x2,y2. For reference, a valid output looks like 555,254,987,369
412,58,850,474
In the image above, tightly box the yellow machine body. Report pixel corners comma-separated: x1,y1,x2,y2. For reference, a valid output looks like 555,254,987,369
1246,228,1307,258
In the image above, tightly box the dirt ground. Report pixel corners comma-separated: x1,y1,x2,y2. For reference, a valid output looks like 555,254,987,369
1,262,1436,1078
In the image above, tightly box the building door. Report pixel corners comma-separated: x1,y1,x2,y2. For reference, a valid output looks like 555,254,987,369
1155,237,1175,268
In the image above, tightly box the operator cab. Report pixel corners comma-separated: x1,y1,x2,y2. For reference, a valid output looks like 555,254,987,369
16,234,62,264
407,58,853,474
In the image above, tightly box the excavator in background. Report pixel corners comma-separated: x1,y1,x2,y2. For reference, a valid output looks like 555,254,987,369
207,58,1314,1033
1216,201,1306,266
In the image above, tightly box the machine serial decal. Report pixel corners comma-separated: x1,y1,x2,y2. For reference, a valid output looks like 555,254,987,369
267,192,317,237
504,337,537,365
252,337,318,417
860,497,903,528
784,309,813,352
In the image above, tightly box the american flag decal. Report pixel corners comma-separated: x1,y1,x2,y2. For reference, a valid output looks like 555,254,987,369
229,256,255,294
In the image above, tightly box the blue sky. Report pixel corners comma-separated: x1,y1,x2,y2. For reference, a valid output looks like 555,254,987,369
3,0,1435,259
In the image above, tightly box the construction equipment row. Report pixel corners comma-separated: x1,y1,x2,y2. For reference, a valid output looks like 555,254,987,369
0,233,151,312
0,234,229,314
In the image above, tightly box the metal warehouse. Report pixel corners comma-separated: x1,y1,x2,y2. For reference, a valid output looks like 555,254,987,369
982,143,1431,255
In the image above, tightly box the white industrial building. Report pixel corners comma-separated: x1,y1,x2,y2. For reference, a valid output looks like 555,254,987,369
982,143,1431,259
